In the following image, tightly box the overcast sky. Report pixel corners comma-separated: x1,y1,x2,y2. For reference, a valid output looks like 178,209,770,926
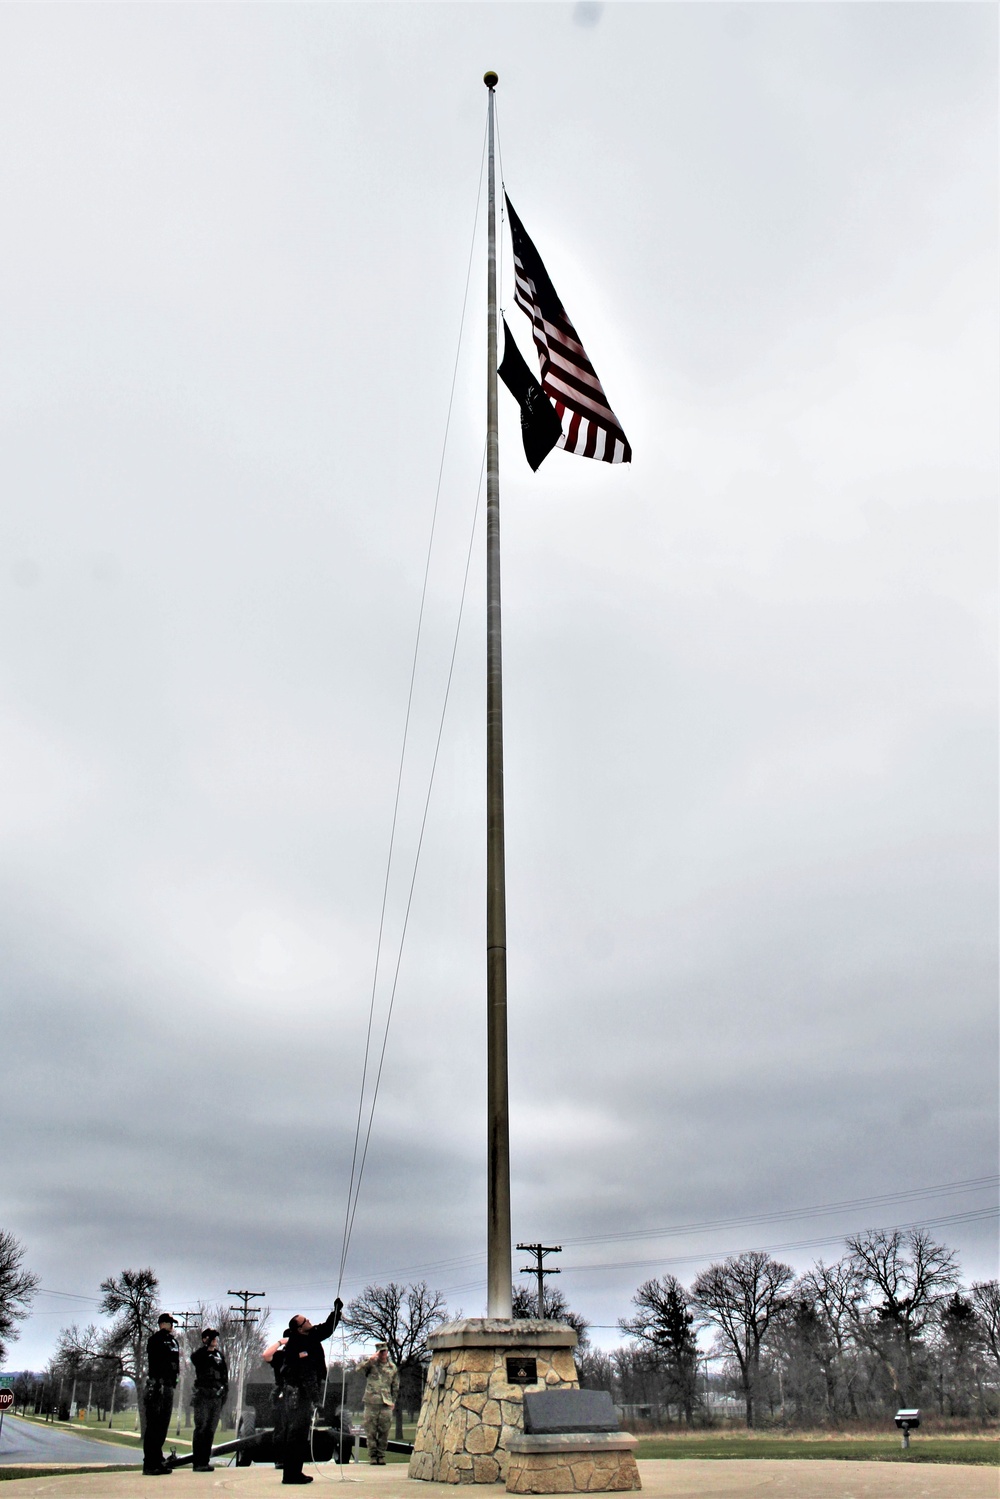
1,2,996,1371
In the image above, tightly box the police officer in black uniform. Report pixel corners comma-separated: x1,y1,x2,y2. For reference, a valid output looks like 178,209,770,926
190,1328,229,1472
280,1300,343,1486
143,1313,180,1475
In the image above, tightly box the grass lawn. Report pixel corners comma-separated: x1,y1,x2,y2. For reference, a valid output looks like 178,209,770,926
635,1432,998,1465
17,1414,992,1470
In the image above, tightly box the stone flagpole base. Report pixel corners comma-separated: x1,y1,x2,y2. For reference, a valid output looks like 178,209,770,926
408,1319,579,1485
504,1433,641,1493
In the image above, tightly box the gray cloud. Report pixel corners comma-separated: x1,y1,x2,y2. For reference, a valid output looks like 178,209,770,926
0,3,995,1367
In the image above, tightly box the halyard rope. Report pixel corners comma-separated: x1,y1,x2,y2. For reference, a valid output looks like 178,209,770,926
308,107,491,1483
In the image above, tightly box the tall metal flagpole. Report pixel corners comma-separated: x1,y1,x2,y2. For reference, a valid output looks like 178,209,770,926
409,79,601,1482
483,70,512,1320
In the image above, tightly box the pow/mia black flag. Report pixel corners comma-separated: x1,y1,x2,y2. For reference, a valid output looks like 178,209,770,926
498,317,564,472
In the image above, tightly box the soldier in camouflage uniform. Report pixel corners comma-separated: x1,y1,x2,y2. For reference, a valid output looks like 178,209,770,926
359,1343,398,1465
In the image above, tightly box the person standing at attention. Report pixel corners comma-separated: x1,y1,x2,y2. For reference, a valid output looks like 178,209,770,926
190,1328,228,1473
359,1342,398,1465
143,1313,180,1476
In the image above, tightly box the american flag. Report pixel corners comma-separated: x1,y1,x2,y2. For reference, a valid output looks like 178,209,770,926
506,194,631,465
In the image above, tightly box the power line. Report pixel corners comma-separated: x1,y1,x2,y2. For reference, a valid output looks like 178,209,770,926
33,1176,997,1319
385,1206,1000,1305
556,1175,999,1251
256,1174,998,1297
266,1203,998,1309
558,1205,1000,1277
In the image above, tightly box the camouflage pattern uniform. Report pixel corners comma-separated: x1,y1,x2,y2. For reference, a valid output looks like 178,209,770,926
359,1352,398,1464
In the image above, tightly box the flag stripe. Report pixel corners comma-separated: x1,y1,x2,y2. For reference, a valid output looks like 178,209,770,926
562,411,583,454
506,195,631,466
543,346,608,396
542,367,615,417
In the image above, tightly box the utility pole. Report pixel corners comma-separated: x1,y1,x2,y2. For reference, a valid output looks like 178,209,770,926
227,1290,265,1443
174,1312,198,1436
516,1244,562,1319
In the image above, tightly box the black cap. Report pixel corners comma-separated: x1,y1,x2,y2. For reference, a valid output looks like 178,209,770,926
158,1313,175,1326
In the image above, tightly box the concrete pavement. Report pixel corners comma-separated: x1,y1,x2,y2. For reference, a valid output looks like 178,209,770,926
0,1458,994,1498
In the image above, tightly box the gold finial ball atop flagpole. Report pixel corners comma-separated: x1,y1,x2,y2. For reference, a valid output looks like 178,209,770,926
484,71,498,89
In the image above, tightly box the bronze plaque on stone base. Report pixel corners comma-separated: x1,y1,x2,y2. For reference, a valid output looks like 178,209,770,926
409,1318,579,1483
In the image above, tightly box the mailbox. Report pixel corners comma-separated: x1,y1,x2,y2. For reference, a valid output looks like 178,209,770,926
894,1408,919,1449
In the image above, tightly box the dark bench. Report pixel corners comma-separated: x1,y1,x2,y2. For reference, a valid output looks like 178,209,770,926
507,1389,638,1493
522,1389,619,1435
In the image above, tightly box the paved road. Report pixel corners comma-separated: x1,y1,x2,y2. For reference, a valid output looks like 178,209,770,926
0,1413,132,1465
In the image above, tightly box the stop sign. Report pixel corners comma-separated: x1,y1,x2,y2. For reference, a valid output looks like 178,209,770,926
0,1390,14,1411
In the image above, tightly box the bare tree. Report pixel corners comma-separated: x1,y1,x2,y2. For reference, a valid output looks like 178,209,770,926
513,1283,590,1348
619,1276,698,1422
611,1343,666,1413
767,1292,845,1425
98,1267,160,1432
843,1229,957,1405
54,1323,102,1417
574,1347,616,1393
797,1258,865,1420
0,1230,39,1364
344,1282,447,1438
971,1280,1000,1372
12,1370,43,1416
692,1251,794,1428
935,1292,983,1418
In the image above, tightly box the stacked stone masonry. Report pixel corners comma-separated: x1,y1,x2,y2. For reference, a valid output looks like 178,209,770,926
503,1437,640,1495
505,1449,642,1494
409,1322,579,1485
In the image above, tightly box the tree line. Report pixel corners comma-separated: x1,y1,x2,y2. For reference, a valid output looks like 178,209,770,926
3,1265,272,1432
3,1225,998,1433
579,1231,999,1428
2,1263,448,1440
